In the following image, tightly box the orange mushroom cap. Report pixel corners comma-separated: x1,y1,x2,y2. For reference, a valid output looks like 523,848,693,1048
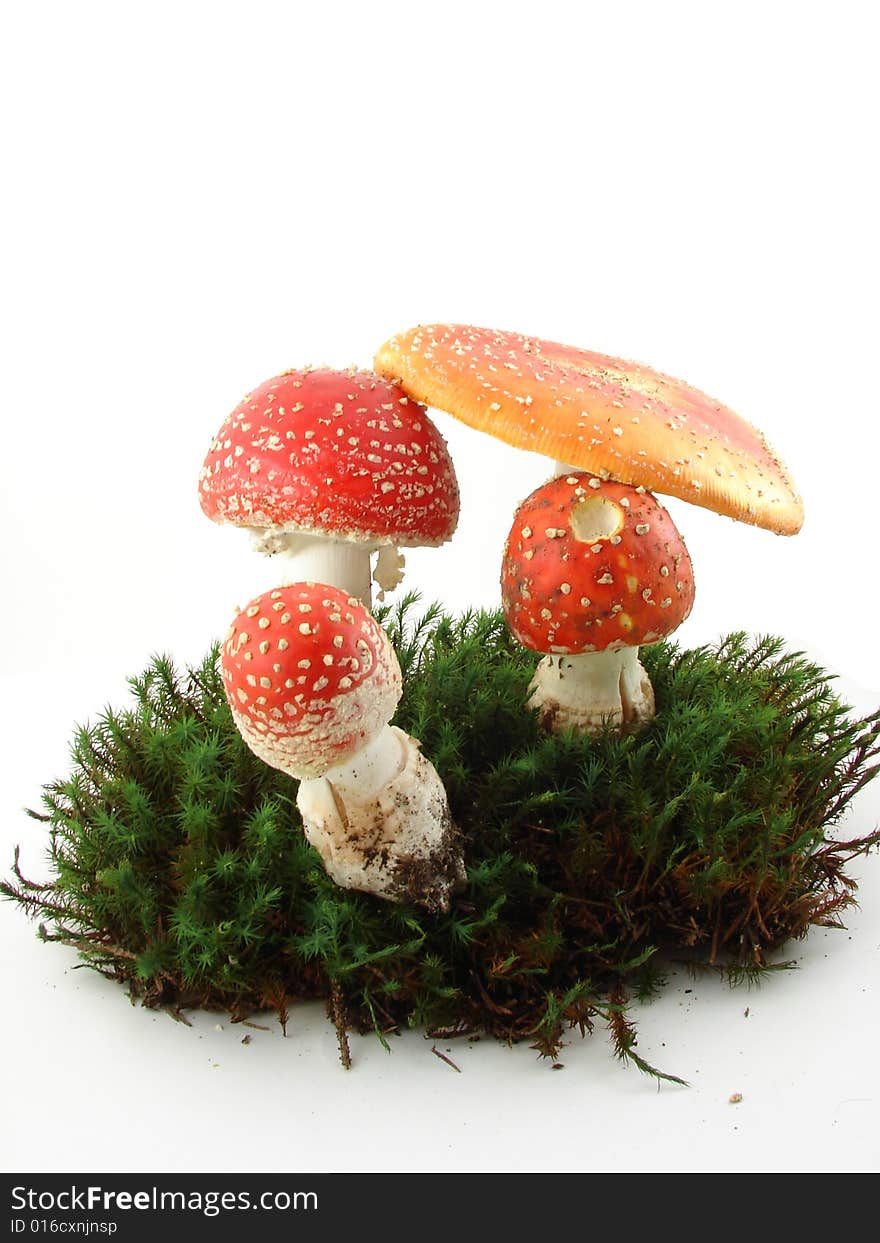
375,324,803,535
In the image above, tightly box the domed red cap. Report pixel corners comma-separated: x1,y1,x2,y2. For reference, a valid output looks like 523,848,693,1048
221,582,402,779
501,473,695,654
199,368,459,547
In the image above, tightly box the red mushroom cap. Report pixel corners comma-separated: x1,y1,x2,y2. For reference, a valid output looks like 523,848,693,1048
221,582,402,779
199,368,459,546
501,473,695,654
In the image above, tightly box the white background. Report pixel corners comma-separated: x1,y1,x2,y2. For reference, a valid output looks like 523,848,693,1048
1,0,878,1174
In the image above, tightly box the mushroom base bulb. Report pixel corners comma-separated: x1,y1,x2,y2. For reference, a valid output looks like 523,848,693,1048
297,725,466,913
529,647,655,735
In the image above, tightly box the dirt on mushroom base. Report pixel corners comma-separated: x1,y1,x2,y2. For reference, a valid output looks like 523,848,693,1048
3,598,879,1077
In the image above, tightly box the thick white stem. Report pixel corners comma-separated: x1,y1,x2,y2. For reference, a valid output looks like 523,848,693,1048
320,723,406,799
296,725,466,913
528,646,655,735
249,530,373,608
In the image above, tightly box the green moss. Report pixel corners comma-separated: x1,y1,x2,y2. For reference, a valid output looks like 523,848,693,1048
4,596,879,1078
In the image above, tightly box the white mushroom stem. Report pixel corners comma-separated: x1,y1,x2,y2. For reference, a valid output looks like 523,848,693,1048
249,529,373,608
528,647,655,735
296,725,465,913
552,459,585,479
317,722,407,801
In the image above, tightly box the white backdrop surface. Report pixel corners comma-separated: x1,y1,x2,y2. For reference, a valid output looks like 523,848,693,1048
1,0,878,1174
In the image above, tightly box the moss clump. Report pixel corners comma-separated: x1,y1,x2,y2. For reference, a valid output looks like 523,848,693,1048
4,597,879,1078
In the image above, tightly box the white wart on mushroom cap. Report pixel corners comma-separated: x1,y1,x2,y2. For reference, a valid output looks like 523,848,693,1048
501,472,695,732
200,368,460,606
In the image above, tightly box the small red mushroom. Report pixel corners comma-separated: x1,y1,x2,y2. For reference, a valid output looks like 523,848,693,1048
221,581,465,911
501,472,695,733
200,368,459,607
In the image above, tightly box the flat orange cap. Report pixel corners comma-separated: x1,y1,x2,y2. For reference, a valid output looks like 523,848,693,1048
375,324,803,535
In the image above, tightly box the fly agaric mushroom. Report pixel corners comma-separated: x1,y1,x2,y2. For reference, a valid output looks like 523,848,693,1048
199,368,460,607
501,472,695,733
221,581,465,912
375,324,803,535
